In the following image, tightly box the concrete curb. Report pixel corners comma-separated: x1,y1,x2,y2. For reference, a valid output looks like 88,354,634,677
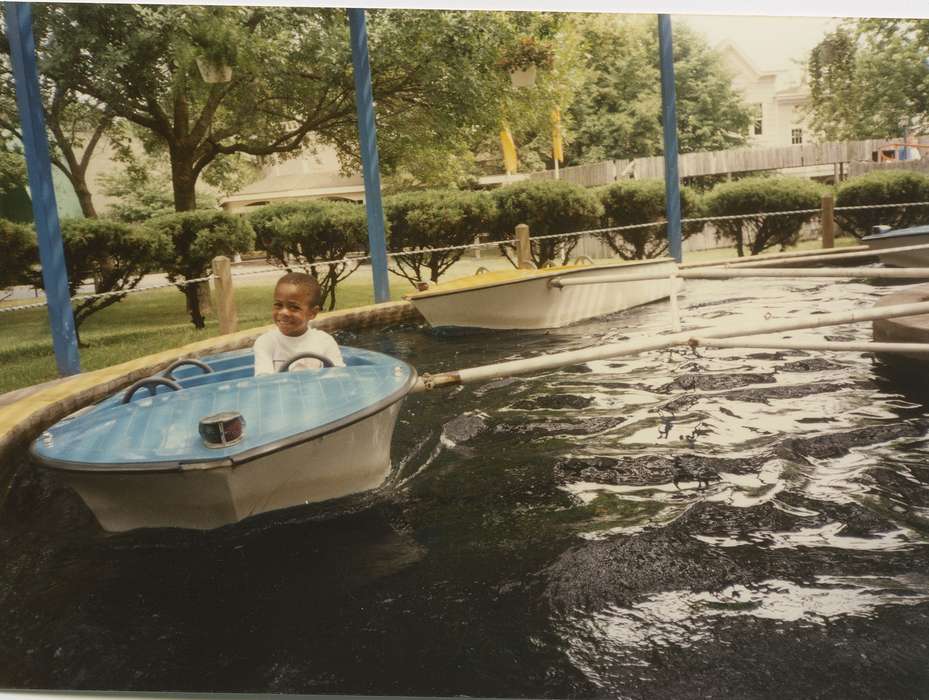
0,300,423,463
873,284,929,362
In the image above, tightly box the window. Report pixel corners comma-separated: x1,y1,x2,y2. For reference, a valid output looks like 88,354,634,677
752,104,763,135
791,128,803,145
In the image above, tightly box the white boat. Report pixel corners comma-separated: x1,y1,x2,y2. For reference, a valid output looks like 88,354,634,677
404,258,679,330
862,224,929,267
30,347,417,532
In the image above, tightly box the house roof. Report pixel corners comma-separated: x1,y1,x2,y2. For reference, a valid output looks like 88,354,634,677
233,171,363,197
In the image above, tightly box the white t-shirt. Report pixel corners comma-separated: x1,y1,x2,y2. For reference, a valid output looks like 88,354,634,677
253,327,345,375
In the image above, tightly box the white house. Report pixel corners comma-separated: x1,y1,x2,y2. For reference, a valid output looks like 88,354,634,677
716,40,813,150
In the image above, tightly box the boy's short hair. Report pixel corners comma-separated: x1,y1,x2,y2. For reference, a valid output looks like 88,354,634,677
276,272,322,307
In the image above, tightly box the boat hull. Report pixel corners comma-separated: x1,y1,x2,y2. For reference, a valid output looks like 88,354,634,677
49,400,404,531
409,259,678,329
863,226,929,267
30,346,417,532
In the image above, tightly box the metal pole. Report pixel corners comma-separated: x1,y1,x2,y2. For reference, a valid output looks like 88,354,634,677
658,14,682,264
5,2,80,375
348,8,390,304
412,299,929,392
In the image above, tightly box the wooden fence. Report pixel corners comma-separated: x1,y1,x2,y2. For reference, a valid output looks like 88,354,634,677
529,139,899,186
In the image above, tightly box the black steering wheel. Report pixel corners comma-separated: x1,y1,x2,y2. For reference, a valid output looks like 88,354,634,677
280,352,335,372
163,358,213,380
122,376,182,404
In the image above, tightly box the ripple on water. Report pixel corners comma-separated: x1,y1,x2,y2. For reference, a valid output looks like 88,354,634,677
4,276,929,697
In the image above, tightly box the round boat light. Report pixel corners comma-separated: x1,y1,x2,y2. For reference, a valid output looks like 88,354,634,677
199,411,246,448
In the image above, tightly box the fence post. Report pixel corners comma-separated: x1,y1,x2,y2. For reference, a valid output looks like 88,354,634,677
212,255,238,335
821,194,835,249
515,224,533,269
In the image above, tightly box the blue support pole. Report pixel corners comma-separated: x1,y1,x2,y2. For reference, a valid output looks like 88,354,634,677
5,2,80,375
658,14,682,264
348,8,390,304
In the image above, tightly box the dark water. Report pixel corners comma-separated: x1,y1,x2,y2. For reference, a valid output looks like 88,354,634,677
3,277,929,698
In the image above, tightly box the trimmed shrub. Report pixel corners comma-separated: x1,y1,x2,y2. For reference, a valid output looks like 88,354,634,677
488,179,604,267
0,218,36,293
596,180,703,259
259,200,368,310
703,176,825,257
835,170,929,238
57,218,171,339
247,202,311,255
147,211,255,328
384,189,496,286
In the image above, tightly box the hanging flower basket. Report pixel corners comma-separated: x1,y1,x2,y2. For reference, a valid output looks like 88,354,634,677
509,65,537,88
498,36,554,89
196,57,233,84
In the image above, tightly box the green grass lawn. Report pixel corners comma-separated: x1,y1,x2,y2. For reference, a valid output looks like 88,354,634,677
0,236,863,395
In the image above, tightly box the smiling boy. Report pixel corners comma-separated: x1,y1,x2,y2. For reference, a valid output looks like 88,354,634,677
253,272,345,375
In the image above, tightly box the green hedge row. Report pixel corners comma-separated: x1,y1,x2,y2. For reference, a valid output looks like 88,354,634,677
1,211,254,333
5,169,928,329
835,170,929,237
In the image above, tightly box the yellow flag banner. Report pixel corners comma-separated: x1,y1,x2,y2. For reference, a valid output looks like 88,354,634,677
551,108,564,164
500,127,518,174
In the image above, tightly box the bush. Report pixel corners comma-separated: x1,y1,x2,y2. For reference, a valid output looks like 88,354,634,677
702,176,825,257
56,218,171,340
596,180,703,259
835,170,929,238
147,211,255,328
0,219,36,293
488,179,603,267
258,200,368,310
247,202,311,255
384,190,495,286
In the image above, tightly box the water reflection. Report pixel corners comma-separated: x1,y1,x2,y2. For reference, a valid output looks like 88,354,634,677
3,276,929,696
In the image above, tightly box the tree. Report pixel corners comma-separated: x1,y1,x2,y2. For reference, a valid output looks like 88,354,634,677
383,190,496,286
0,150,25,195
703,176,825,257
97,151,218,224
487,14,589,175
52,219,170,342
0,7,114,218
247,202,313,257
565,15,751,164
0,218,36,296
0,150,31,223
40,5,523,212
835,170,929,237
488,179,603,267
597,180,703,259
146,211,254,328
806,20,929,140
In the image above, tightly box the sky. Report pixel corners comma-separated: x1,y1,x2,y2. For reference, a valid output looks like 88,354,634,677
677,15,840,73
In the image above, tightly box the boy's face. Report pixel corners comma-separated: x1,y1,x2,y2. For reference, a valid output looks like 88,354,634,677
272,282,319,337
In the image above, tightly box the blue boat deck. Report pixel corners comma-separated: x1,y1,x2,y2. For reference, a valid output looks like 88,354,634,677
31,347,416,472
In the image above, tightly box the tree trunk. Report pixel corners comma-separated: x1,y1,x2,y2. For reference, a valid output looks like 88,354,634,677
72,176,97,218
184,284,206,329
170,148,207,327
171,151,198,212
196,280,213,316
734,232,745,258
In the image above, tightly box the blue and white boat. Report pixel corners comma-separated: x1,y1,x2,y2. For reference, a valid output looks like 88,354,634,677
863,224,929,267
30,347,417,532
